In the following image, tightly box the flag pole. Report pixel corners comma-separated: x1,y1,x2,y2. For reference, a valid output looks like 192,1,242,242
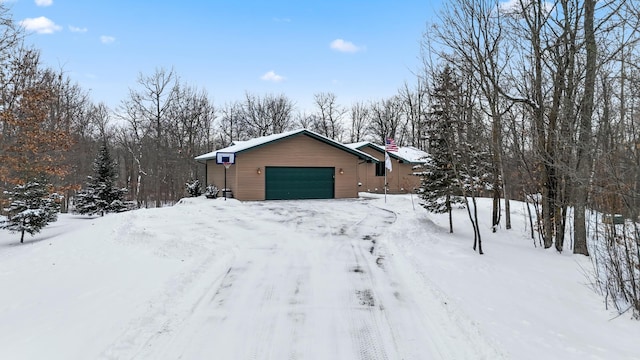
383,137,397,204
384,148,387,203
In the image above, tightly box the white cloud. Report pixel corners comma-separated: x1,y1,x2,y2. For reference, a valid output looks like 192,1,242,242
19,16,61,34
499,0,553,16
35,0,53,6
261,70,285,83
273,17,292,23
69,25,87,33
330,39,363,53
100,35,115,44
499,0,529,14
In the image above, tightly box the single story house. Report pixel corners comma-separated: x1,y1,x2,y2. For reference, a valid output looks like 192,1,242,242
345,142,428,194
194,129,378,201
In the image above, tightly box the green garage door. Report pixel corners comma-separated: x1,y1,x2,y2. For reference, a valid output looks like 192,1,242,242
265,167,335,200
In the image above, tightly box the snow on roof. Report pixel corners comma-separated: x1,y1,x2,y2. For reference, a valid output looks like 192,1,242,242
344,142,428,164
195,129,378,162
346,141,369,149
396,146,429,163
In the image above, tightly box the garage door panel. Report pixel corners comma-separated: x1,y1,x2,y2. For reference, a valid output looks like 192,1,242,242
266,167,334,200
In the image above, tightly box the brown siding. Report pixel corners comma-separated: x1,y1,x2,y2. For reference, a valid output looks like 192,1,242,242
357,148,385,192
356,147,421,194
206,160,237,196
208,134,361,201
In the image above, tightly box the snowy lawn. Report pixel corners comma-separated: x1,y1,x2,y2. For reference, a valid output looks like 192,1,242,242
0,194,638,359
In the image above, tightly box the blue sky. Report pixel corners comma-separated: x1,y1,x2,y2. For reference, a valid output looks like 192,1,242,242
7,0,439,112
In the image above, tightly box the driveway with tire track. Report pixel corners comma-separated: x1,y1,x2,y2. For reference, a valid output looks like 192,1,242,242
103,198,506,360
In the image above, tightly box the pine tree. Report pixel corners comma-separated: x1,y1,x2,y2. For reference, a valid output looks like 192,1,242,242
74,143,127,216
1,179,60,243
419,65,464,233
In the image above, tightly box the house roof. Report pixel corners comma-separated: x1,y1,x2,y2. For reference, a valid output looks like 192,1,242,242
345,142,428,164
195,129,379,163
396,146,429,163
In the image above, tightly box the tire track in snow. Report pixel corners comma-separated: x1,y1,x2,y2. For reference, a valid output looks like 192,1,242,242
377,212,510,360
350,309,389,360
155,230,311,360
98,245,236,360
342,206,397,360
246,283,278,360
351,206,429,360
342,203,506,359
286,271,309,360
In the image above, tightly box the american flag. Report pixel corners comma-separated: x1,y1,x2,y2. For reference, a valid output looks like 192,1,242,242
385,138,399,152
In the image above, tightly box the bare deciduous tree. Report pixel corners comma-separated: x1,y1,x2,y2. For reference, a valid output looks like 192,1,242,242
348,101,370,143
398,80,428,149
242,92,294,138
369,96,404,145
309,92,345,140
119,67,177,207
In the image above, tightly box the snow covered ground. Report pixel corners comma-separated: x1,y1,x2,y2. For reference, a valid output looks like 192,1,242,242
1,194,638,359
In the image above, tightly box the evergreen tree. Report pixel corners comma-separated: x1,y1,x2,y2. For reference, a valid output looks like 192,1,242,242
185,179,202,197
74,143,127,216
1,179,60,243
418,65,464,233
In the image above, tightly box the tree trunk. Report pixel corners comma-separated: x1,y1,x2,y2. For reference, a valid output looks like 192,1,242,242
502,146,512,230
526,196,535,241
447,194,453,233
492,190,500,233
491,99,503,233
504,193,512,230
542,168,554,249
574,0,596,256
473,196,483,254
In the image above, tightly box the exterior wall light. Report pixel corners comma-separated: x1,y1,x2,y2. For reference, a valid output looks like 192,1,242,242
339,168,344,175
257,168,262,174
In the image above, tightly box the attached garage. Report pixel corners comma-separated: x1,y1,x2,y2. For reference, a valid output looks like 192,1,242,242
265,167,335,200
194,129,378,201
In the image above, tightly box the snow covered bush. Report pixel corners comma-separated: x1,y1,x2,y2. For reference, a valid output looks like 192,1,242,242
204,185,219,199
1,180,60,243
186,179,202,197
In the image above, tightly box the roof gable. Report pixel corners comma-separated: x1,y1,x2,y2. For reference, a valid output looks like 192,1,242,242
195,129,379,163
